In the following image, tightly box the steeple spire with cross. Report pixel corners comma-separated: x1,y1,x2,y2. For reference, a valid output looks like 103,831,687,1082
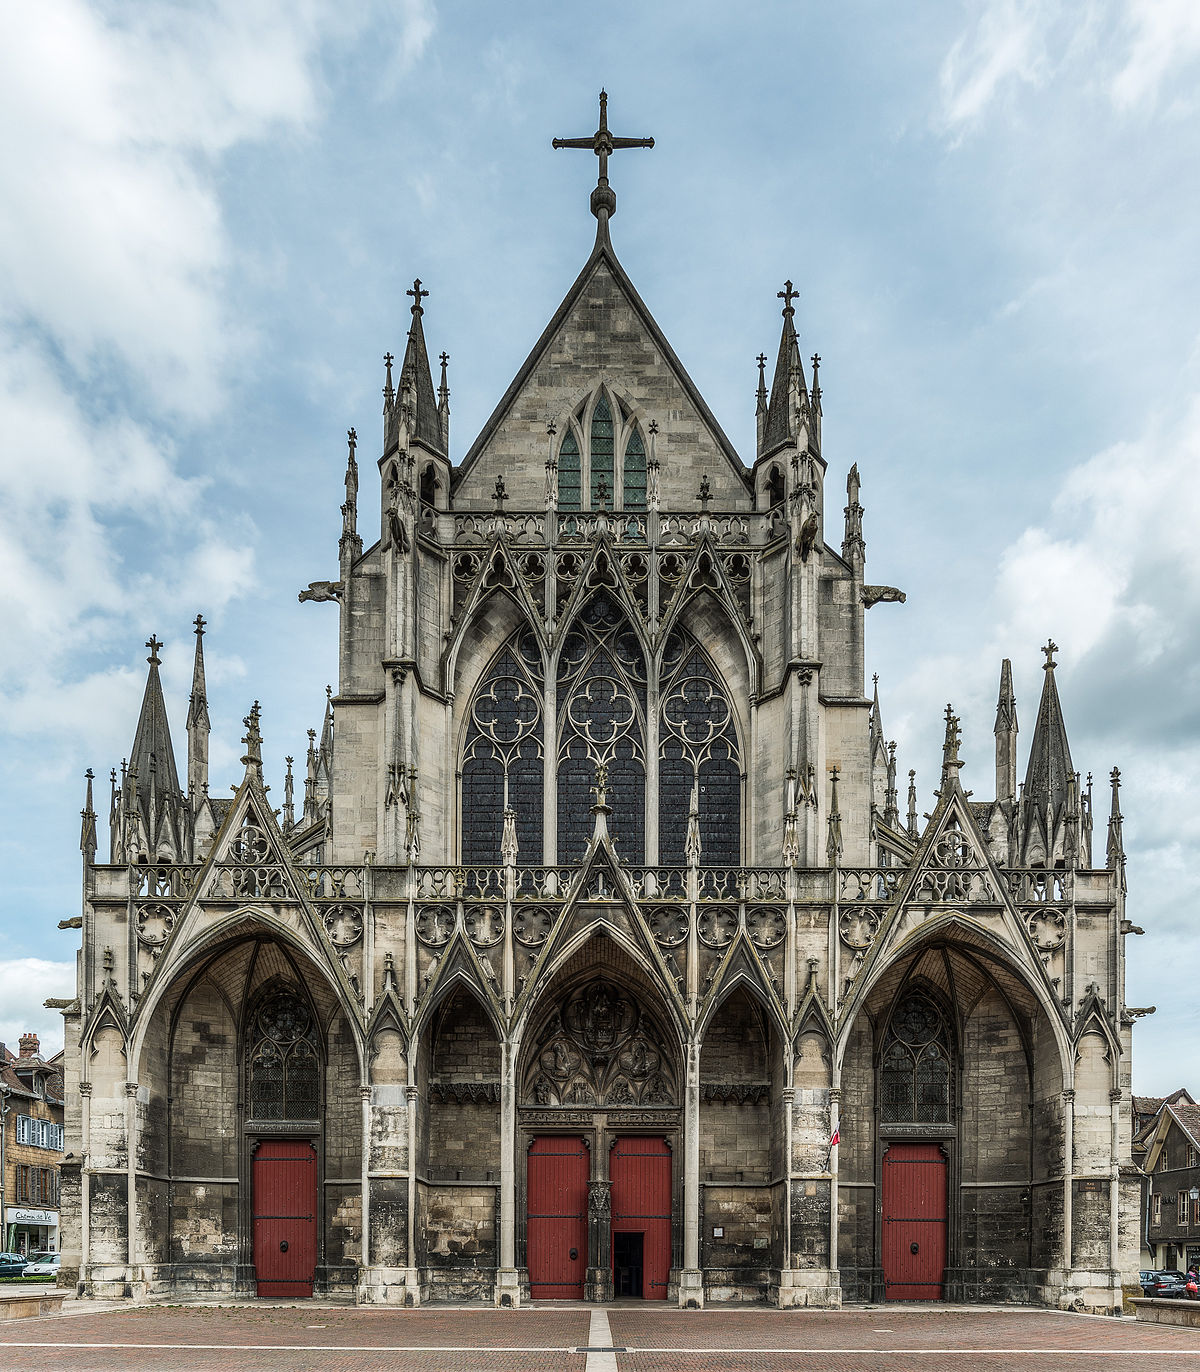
553,90,654,227
406,279,429,315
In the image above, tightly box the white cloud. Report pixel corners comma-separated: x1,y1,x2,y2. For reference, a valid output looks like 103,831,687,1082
938,0,1052,132
0,960,76,1059
1112,0,1200,110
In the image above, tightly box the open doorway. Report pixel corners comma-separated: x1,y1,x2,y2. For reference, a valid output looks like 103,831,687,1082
614,1231,644,1298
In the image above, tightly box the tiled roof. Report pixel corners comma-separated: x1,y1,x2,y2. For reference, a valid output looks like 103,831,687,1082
1167,1104,1200,1151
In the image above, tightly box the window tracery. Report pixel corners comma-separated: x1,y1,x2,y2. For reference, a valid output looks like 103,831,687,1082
247,983,320,1122
557,591,647,862
554,389,648,513
461,632,545,863
880,989,953,1125
658,630,741,864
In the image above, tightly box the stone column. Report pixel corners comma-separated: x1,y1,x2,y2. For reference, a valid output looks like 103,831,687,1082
586,1180,613,1302
405,1083,421,1303
360,1086,372,1270
1062,1088,1075,1272
79,1082,91,1285
124,1081,138,1279
495,1038,522,1307
1109,1087,1122,1299
678,1034,704,1308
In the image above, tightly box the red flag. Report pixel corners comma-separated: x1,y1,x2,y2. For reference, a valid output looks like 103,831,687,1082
829,1128,840,1148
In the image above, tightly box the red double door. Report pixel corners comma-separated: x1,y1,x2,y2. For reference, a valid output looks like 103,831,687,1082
252,1139,318,1297
527,1135,671,1300
882,1142,947,1300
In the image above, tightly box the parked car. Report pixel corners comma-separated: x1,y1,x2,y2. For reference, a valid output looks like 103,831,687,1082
20,1252,59,1278
1144,1270,1188,1298
0,1252,28,1276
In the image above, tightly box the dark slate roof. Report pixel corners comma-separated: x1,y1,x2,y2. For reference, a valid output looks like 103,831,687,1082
1021,661,1074,822
762,311,800,454
129,654,181,796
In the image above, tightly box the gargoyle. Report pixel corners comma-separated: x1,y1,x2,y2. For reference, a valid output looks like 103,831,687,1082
298,581,344,603
796,512,820,561
862,585,906,608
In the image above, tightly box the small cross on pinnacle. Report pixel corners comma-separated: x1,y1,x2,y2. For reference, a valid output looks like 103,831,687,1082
347,427,357,451
757,352,767,374
553,90,654,224
811,353,821,382
778,280,799,316
406,279,429,314
146,635,163,665
1043,639,1058,670
439,351,449,369
193,614,205,637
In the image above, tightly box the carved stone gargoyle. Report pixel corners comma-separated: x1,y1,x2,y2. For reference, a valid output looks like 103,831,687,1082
862,585,906,608
298,581,344,603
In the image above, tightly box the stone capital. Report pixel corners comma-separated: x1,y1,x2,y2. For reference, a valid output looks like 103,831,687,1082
78,1081,92,1098
124,1081,140,1098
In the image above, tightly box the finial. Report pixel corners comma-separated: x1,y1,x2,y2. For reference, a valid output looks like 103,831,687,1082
146,634,163,665
757,352,767,373
777,280,798,317
697,476,711,509
547,419,557,437
591,761,610,811
595,475,609,509
1043,639,1058,670
552,90,655,225
494,475,507,507
873,672,879,688
811,352,821,383
193,614,205,638
347,426,357,454
242,701,263,773
406,279,429,315
439,351,449,369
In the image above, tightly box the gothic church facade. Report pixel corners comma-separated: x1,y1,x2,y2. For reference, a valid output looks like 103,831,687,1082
57,102,1140,1310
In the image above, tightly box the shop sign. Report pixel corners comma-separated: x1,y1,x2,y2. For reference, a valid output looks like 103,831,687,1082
6,1208,58,1226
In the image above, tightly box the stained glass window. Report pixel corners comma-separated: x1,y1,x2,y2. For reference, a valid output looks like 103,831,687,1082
558,430,581,512
461,637,545,863
247,985,320,1121
590,396,614,509
880,990,953,1124
623,427,647,510
557,591,646,863
658,631,741,864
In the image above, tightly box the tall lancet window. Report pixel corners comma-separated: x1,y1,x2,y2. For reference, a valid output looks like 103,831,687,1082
247,984,320,1122
880,990,953,1125
658,630,741,865
558,430,581,512
623,426,647,510
461,632,545,864
590,396,615,508
557,591,646,863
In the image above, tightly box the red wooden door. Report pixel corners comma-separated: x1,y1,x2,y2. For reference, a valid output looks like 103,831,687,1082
882,1142,947,1300
611,1136,671,1299
527,1136,588,1299
253,1139,317,1298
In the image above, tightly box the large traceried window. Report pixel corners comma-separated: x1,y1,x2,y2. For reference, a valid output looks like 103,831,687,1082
247,984,320,1122
555,390,648,513
658,630,741,865
557,591,647,863
880,990,953,1125
461,633,545,864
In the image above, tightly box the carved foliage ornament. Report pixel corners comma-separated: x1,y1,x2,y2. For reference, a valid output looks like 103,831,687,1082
135,903,175,948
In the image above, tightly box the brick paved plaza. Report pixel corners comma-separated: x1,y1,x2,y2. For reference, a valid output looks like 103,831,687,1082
1,1303,1199,1371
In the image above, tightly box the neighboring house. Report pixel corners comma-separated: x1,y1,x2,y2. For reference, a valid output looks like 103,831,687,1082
1,1034,65,1254
1142,1103,1200,1272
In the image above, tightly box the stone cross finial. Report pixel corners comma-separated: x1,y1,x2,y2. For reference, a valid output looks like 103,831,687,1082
193,614,205,636
777,280,798,316
757,352,767,371
406,279,429,314
347,427,357,452
1043,639,1058,670
146,635,163,665
552,90,654,222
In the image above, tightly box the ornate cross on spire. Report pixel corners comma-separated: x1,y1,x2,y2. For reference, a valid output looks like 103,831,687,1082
146,635,163,665
406,279,429,315
1043,639,1058,670
193,614,205,637
553,90,654,223
778,281,799,317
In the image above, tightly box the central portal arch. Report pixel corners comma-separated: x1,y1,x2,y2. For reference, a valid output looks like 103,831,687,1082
517,939,682,1301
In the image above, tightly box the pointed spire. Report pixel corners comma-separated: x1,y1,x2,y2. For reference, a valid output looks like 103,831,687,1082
907,769,919,838
501,806,519,865
186,614,210,805
869,673,883,747
398,279,445,455
383,350,395,411
283,756,295,831
437,350,451,454
303,728,318,825
1106,767,1127,892
884,741,900,830
1018,640,1076,866
782,767,800,867
131,635,180,796
341,428,360,555
843,463,864,564
755,352,769,455
80,768,97,861
405,765,421,862
241,701,263,781
994,657,1018,805
762,281,807,454
589,761,613,848
810,352,822,410
940,703,963,789
826,767,843,865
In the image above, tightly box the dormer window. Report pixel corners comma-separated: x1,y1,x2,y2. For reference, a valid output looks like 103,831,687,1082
556,388,647,512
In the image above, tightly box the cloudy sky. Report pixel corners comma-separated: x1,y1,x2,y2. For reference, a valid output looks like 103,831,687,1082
1,0,1197,1090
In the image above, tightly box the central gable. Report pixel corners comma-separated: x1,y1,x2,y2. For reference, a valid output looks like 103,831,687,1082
454,243,752,509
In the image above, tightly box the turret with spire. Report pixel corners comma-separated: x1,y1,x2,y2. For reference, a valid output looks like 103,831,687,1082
187,614,210,806
994,658,1018,806
79,768,97,864
1016,640,1076,867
